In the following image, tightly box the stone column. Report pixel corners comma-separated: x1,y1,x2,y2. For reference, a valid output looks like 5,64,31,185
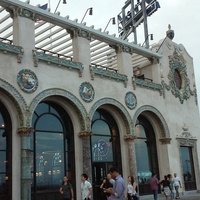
17,127,33,200
71,30,91,77
12,7,35,64
116,46,133,88
79,131,92,179
124,134,137,177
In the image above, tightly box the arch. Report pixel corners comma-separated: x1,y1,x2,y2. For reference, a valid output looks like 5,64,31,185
0,78,27,126
133,105,170,138
89,98,133,135
28,88,88,130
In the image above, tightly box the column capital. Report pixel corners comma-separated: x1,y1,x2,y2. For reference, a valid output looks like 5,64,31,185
124,134,136,142
69,28,91,40
17,127,34,136
79,131,92,138
159,137,171,144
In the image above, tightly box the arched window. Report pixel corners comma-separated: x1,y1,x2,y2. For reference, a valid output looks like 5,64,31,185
135,116,159,195
31,102,74,198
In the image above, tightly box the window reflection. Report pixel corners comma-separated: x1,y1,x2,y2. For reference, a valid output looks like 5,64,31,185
91,111,114,162
135,119,158,190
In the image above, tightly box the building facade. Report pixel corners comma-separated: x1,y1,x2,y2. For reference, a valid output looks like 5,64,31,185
0,1,200,200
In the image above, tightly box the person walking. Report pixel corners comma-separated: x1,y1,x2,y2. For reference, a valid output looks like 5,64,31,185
173,173,182,199
105,167,125,200
149,173,159,200
100,173,115,200
160,175,171,200
81,173,92,200
59,176,74,200
127,176,138,200
167,174,175,199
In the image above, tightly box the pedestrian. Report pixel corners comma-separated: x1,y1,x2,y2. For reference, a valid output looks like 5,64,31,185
81,173,92,200
160,175,171,200
100,173,115,200
167,174,175,199
173,173,182,199
105,167,125,200
127,176,138,200
59,176,74,200
149,173,159,200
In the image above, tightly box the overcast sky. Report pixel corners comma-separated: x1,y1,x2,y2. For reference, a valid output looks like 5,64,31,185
21,0,200,102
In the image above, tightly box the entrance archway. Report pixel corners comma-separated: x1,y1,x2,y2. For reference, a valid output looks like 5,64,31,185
0,101,12,200
31,101,75,200
91,109,122,200
135,115,159,195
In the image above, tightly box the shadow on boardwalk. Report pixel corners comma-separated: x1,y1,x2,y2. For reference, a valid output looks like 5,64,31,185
139,190,200,200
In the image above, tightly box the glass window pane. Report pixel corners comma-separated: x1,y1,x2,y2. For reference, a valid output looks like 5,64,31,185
0,152,6,173
92,120,110,136
91,136,113,162
0,132,6,150
0,173,6,192
0,113,4,127
135,139,151,184
34,103,49,116
36,131,64,188
135,125,146,138
37,114,63,132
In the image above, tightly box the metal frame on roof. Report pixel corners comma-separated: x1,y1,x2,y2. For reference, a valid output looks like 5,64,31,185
0,0,161,70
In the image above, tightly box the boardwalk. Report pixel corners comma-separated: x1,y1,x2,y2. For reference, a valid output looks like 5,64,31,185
139,191,200,200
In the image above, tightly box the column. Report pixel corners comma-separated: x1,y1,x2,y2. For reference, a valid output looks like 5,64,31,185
79,131,92,180
17,127,33,200
72,30,91,77
124,134,137,177
12,8,35,64
116,46,133,88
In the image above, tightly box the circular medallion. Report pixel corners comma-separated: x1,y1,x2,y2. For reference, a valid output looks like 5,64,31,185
79,82,95,102
125,92,137,110
17,69,38,93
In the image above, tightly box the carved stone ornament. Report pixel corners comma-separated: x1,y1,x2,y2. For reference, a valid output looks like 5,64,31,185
17,127,34,136
79,131,92,138
79,82,95,103
167,47,190,103
125,92,137,110
124,134,135,141
17,69,38,93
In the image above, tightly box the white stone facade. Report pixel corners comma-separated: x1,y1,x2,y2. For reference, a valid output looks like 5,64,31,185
0,1,199,200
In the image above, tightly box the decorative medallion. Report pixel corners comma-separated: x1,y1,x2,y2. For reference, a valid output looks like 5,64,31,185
125,92,137,110
168,47,190,103
17,69,38,93
79,82,95,103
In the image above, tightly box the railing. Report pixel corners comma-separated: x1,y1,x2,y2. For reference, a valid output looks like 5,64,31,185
35,47,72,61
90,63,128,87
0,37,12,44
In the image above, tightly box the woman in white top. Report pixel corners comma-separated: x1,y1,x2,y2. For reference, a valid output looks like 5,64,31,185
127,176,138,200
81,173,92,200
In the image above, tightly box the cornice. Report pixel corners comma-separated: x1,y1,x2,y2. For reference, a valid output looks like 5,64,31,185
33,50,83,76
90,64,128,87
0,41,24,63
